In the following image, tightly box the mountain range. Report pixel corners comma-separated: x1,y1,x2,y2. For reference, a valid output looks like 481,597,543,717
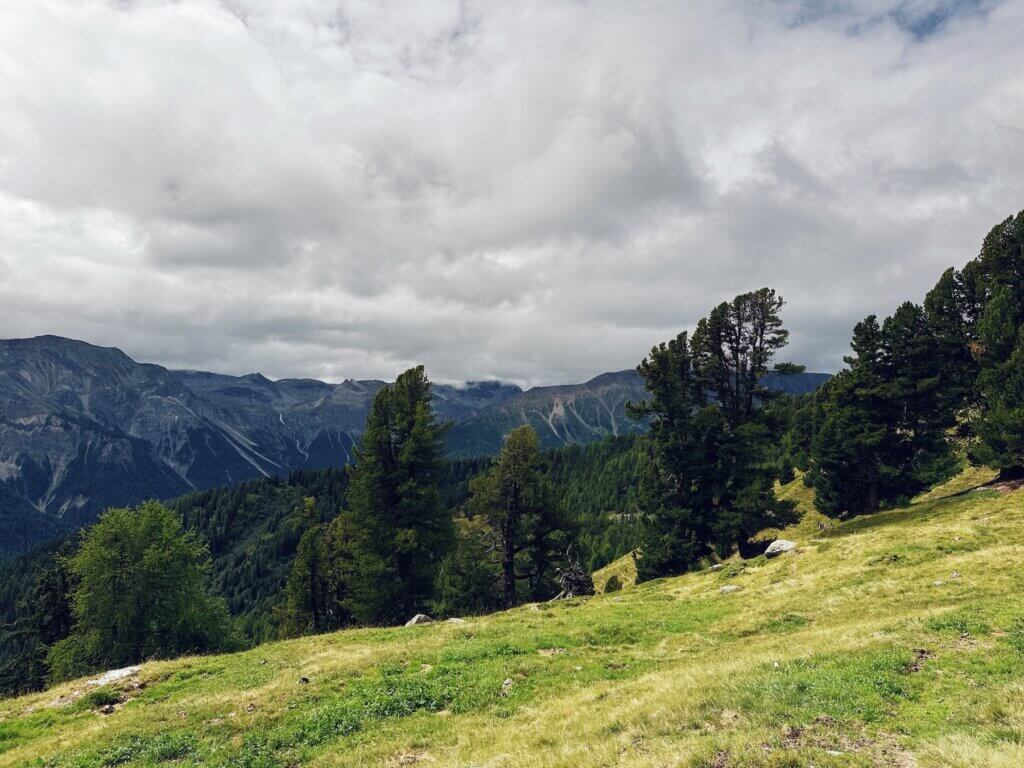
0,335,829,554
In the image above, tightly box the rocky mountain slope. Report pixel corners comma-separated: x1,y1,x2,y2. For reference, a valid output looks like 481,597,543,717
0,336,828,553
0,337,517,553
447,369,831,457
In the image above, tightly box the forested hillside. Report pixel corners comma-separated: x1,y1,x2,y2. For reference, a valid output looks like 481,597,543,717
0,436,639,696
0,335,828,556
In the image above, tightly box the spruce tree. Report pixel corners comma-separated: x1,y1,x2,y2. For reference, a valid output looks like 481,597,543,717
808,306,956,517
432,519,502,617
341,366,453,625
967,212,1024,475
467,425,570,607
279,498,336,636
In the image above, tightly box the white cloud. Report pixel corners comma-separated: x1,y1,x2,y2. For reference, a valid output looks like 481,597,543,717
0,0,1022,386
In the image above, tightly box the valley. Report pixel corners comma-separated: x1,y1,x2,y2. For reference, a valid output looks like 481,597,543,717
0,336,827,554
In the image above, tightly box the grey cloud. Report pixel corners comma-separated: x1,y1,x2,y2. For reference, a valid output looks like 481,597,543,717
0,0,1022,388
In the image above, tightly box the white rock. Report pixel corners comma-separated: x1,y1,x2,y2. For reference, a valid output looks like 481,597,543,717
719,585,743,594
405,614,434,626
445,617,466,624
764,539,797,558
87,666,140,687
710,563,725,571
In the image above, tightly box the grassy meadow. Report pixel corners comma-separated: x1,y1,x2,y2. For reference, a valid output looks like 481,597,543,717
2,473,1024,767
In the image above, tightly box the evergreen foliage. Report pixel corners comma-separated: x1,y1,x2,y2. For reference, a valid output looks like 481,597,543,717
548,435,645,571
629,289,798,581
277,498,344,636
966,212,1024,473
432,518,503,617
0,544,75,696
46,502,235,683
341,366,454,625
808,305,957,517
806,208,1024,515
467,426,572,607
169,468,350,641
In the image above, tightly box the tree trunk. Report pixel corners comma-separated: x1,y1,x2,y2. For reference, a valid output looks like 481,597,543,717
309,550,321,633
502,486,519,609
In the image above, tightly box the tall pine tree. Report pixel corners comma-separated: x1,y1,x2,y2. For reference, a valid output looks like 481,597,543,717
341,366,453,625
629,289,797,580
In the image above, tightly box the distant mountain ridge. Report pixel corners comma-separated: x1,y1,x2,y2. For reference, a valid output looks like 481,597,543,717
447,368,831,457
0,336,829,554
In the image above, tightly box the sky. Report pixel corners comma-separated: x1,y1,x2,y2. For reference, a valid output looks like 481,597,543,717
1,0,1023,387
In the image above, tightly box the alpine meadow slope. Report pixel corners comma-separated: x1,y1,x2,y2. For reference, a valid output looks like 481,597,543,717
3,472,1023,768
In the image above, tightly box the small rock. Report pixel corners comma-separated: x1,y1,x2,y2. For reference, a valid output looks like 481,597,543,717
710,563,725,571
719,585,743,594
298,676,310,685
933,580,945,587
244,703,257,713
906,648,933,673
764,539,797,558
99,704,116,716
405,614,434,626
500,678,514,696
445,617,466,624
950,571,961,579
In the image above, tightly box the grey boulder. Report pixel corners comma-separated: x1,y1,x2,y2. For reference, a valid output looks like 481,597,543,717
764,539,797,558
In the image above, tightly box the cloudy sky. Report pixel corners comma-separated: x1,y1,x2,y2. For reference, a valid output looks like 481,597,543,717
1,0,1022,386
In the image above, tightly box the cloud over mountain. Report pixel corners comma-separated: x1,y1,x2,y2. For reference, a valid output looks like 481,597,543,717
1,0,1022,385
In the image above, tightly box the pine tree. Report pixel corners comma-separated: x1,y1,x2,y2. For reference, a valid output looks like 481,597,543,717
972,286,1024,474
923,267,982,417
279,498,333,636
967,212,1024,474
808,306,956,517
468,426,570,607
629,289,797,581
432,518,502,617
341,366,453,625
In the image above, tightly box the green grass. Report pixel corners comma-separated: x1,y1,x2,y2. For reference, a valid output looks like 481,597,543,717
3,474,1024,767
592,551,638,593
